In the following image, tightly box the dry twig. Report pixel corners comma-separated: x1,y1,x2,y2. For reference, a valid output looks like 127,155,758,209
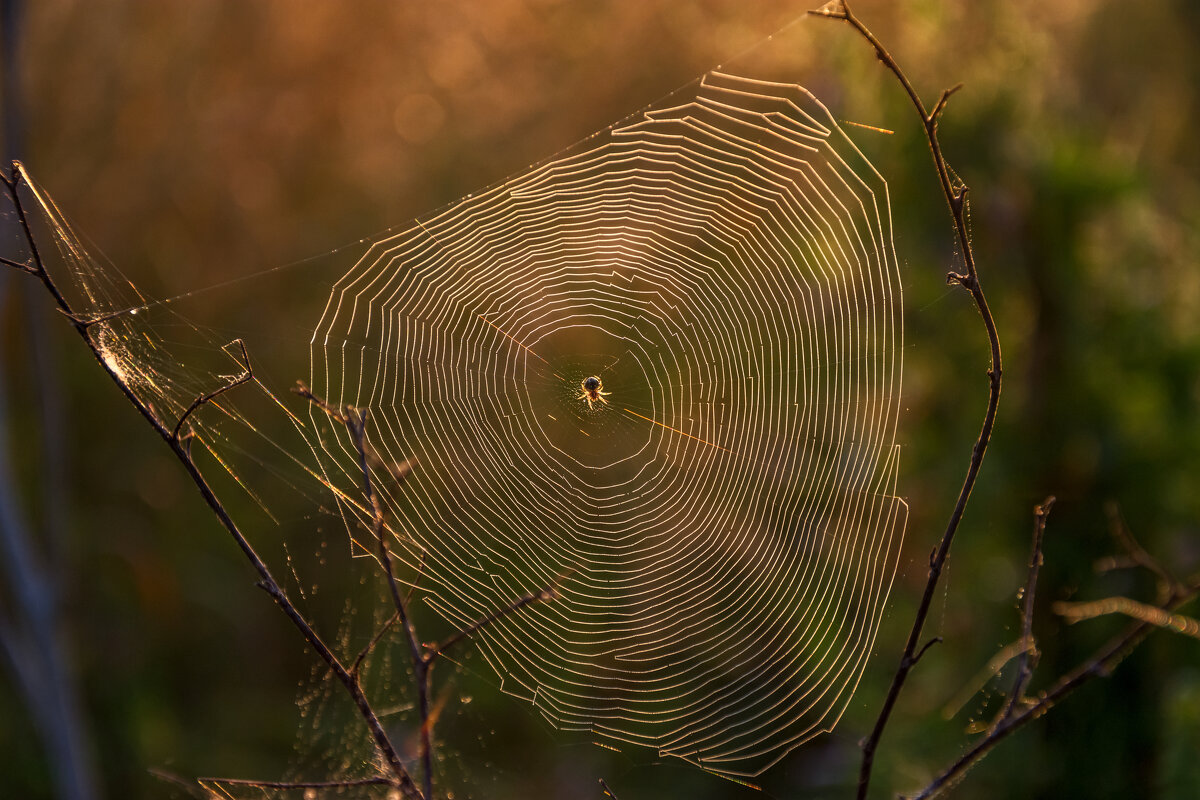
296,382,562,800
908,505,1198,799
807,3,1004,796
2,162,424,800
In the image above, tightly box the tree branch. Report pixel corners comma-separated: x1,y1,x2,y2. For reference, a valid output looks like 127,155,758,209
807,5,1004,797
996,496,1054,725
909,581,1199,799
297,383,561,800
3,161,424,800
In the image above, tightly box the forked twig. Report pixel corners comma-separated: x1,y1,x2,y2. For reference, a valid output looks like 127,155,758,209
2,162,425,800
807,4,1004,797
171,339,253,442
297,383,562,800
997,496,1055,725
908,503,1198,799
1101,502,1182,599
910,580,1199,799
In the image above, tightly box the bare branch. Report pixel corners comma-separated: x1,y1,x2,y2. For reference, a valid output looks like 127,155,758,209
198,777,395,790
997,496,1055,725
0,254,35,273
298,387,432,799
599,777,620,799
4,162,424,800
1054,596,1200,641
426,584,560,661
910,583,1198,799
1104,502,1179,597
805,7,1005,797
351,611,401,676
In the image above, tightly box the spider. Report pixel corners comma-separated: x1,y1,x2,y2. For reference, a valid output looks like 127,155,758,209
578,375,609,410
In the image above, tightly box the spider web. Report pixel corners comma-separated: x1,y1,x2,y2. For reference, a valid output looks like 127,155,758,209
304,71,907,776
6,58,906,781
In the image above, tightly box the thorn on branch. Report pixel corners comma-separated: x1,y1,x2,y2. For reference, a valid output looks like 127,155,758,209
171,339,253,444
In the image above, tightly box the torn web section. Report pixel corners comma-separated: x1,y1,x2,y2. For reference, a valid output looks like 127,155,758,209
6,167,365,530
4,167,443,796
306,72,907,778
7,169,253,460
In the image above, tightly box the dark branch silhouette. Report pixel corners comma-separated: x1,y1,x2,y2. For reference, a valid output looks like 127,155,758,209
808,3,1004,797
295,380,562,800
2,162,425,800
908,505,1198,799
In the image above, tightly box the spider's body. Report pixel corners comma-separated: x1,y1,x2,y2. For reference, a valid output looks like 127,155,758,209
579,376,609,410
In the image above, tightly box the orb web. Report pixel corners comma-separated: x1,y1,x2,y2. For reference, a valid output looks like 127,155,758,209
307,72,907,776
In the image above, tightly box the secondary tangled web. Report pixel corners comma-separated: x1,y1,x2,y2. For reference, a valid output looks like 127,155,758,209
306,72,907,776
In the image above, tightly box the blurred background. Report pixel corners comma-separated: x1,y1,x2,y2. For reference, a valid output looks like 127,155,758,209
2,0,1199,798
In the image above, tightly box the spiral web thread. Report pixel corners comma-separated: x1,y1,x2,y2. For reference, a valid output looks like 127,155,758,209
305,72,907,776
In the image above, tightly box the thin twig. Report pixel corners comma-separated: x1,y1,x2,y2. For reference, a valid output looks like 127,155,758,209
1104,502,1179,597
599,777,619,799
909,583,1199,799
299,390,433,800
171,339,252,442
406,550,429,606
199,777,394,790
997,496,1055,725
807,5,1004,797
426,586,560,661
1054,596,1200,641
3,162,424,800
0,254,35,273
351,611,401,676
